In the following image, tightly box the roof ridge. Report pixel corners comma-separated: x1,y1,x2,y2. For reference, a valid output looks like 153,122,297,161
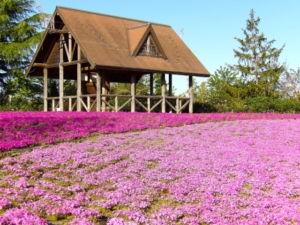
55,6,171,27
127,23,150,30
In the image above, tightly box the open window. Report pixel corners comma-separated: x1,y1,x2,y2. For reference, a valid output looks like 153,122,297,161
137,34,163,58
127,23,167,59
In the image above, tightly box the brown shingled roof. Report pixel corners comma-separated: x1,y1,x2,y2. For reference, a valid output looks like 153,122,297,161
27,6,210,77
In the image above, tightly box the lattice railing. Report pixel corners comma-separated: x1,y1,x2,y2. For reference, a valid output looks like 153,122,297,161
47,94,191,113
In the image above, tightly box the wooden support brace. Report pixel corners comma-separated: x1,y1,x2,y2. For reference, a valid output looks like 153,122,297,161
101,99,115,111
71,100,77,111
180,100,190,112
151,99,163,112
80,98,88,111
118,98,132,111
135,98,148,112
61,34,71,62
90,99,97,112
165,99,177,112
71,42,77,60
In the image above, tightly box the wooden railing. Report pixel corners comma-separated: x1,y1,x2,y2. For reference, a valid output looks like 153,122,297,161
47,97,59,111
101,94,190,113
79,94,96,112
47,94,191,113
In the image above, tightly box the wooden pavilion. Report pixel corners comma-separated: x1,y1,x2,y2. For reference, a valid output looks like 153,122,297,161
26,6,210,113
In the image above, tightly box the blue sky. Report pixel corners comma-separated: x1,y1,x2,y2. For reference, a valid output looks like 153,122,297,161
39,0,300,94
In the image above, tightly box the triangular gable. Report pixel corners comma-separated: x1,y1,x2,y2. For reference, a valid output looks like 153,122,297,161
26,8,91,78
127,24,167,59
127,24,149,56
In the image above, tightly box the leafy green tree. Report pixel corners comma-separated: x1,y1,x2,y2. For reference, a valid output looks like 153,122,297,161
206,66,247,112
194,81,208,103
109,76,150,111
207,66,238,90
232,9,285,97
110,75,150,96
0,0,43,110
278,67,300,98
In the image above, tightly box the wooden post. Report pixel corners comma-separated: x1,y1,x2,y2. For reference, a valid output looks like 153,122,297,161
147,97,150,113
167,74,172,113
150,73,153,95
149,73,153,111
168,74,172,96
96,71,101,112
179,99,182,113
68,98,72,111
161,73,166,113
43,68,48,112
131,74,136,112
189,75,193,113
87,96,91,112
77,45,82,111
115,96,118,112
101,70,106,112
59,34,64,111
68,33,72,62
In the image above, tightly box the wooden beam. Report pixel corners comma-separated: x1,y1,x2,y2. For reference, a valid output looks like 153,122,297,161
131,74,136,112
189,75,193,113
33,59,89,69
161,73,166,113
82,66,96,71
33,63,47,68
60,59,88,67
43,68,48,112
59,34,64,111
49,29,69,34
45,63,59,69
77,45,82,111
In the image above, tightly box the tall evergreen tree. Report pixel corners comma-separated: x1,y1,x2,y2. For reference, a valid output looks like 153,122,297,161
0,0,43,108
232,9,285,97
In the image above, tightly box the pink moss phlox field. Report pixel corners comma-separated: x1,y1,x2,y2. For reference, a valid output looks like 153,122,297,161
1,118,300,224
1,111,300,151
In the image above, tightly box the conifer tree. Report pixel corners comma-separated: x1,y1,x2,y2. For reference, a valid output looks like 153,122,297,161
0,0,43,108
232,9,285,97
